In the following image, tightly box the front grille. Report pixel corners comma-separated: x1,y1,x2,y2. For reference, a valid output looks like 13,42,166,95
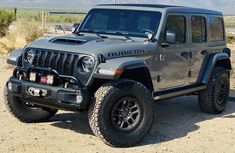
31,50,79,75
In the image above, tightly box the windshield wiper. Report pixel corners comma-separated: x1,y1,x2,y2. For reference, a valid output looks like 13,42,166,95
106,31,134,41
79,29,108,38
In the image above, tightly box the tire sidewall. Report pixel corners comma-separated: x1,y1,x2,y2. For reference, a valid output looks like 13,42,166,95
4,86,57,122
97,81,154,145
213,72,230,113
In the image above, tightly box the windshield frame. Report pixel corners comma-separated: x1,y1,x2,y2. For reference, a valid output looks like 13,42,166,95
78,8,162,38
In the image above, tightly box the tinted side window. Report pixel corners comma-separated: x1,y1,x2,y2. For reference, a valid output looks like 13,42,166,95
191,16,207,43
209,17,224,42
165,15,186,44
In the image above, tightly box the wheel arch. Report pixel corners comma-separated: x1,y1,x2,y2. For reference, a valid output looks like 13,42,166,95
119,67,154,92
199,52,232,84
92,57,154,92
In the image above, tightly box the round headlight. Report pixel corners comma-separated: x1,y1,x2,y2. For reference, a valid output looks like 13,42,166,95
82,56,95,72
27,50,36,64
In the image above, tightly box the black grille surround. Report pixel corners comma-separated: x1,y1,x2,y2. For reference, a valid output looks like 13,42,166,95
25,49,79,76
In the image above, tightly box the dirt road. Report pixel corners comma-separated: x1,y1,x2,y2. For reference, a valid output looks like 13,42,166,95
0,55,235,153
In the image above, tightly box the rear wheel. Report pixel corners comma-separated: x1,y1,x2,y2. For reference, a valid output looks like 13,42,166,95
4,86,58,123
88,79,155,147
198,67,230,114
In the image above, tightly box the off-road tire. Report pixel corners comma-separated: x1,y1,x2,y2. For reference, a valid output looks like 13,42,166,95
198,67,230,114
4,86,58,123
88,79,155,147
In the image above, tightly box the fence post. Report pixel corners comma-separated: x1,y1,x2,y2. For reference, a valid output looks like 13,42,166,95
14,7,17,21
41,11,45,33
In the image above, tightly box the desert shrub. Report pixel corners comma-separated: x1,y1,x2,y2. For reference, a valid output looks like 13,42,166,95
226,35,235,44
14,18,43,43
0,10,14,37
0,18,43,54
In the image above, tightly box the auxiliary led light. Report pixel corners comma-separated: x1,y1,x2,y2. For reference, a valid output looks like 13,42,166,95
29,72,37,82
47,75,54,85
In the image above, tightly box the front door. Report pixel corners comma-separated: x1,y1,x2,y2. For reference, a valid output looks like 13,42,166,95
153,14,190,90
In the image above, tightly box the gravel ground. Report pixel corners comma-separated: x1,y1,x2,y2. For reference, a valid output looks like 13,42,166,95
0,48,235,153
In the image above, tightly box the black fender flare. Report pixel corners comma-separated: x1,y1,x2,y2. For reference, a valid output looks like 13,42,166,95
93,57,154,91
94,57,147,79
198,52,232,84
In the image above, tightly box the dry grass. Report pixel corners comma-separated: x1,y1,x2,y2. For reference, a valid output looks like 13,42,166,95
0,19,43,54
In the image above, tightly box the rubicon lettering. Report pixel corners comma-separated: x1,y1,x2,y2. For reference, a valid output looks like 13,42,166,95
108,49,145,57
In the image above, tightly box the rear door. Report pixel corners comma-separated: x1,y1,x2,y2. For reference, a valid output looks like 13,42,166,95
189,15,208,83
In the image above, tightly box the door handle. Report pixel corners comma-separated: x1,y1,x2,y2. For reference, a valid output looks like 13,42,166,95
201,50,208,55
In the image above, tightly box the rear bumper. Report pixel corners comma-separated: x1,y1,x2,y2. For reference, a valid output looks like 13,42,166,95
7,77,90,111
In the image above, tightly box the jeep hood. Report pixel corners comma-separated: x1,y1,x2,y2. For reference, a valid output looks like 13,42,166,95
26,35,153,59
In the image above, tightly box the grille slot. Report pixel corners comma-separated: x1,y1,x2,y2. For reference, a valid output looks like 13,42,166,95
31,50,79,75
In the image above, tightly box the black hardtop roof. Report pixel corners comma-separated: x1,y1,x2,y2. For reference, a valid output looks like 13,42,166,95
97,4,223,15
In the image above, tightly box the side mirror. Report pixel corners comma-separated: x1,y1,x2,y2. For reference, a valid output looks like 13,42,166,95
166,30,177,44
146,32,154,41
72,23,80,34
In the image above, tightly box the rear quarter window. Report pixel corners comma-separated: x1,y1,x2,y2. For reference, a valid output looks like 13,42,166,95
209,17,225,42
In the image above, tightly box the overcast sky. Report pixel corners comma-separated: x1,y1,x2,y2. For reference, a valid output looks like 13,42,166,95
0,0,235,15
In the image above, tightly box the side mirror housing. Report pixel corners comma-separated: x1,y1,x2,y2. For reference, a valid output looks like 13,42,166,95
166,30,177,44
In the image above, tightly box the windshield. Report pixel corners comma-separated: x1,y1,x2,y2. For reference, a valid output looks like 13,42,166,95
79,9,162,38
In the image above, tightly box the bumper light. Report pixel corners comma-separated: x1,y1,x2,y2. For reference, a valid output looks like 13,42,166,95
47,75,54,85
29,72,37,82
76,91,83,104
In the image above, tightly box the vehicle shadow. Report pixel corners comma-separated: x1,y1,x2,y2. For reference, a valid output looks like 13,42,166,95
50,111,93,135
142,92,235,146
50,90,235,147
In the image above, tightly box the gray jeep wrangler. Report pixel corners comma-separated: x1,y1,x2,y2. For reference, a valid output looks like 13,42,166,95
4,4,232,147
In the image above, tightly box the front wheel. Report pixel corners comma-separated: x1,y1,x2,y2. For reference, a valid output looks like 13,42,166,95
198,67,230,114
4,86,58,123
88,79,155,147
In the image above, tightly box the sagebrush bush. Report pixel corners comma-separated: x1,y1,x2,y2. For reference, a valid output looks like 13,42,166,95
226,35,235,44
0,18,43,54
15,19,43,43
0,10,14,37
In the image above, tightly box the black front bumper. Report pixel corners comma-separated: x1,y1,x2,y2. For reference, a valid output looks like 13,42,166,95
7,77,90,111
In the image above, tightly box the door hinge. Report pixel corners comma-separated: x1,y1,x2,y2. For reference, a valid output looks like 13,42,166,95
157,75,161,82
188,70,192,77
189,52,193,59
